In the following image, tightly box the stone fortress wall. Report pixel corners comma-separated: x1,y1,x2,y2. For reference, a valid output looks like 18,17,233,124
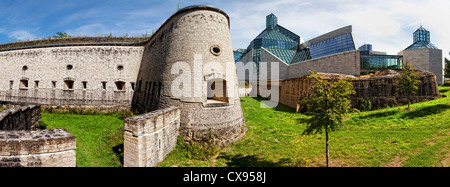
0,5,247,167
131,6,246,146
0,46,144,108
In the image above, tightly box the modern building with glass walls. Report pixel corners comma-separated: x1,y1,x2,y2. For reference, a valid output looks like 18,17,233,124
234,13,357,66
234,14,444,85
405,26,438,50
399,25,444,85
359,44,403,74
360,54,403,73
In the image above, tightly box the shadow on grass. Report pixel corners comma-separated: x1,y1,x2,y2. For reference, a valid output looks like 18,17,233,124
247,96,296,113
112,144,124,166
358,110,399,119
218,153,293,167
402,104,450,119
439,88,450,94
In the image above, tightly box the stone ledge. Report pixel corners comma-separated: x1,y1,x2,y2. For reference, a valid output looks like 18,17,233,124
0,129,76,156
124,106,180,136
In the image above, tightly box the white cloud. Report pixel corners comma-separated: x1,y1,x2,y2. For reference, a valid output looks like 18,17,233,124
226,0,450,58
67,23,107,36
8,30,36,41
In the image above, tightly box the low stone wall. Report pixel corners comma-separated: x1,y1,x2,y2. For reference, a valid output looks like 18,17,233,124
0,103,41,130
0,102,76,167
260,70,441,110
0,129,76,167
124,106,180,167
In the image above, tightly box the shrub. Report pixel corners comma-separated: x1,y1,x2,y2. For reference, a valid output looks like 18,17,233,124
355,98,372,111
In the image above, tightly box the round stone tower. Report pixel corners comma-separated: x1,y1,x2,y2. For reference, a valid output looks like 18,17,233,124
132,5,246,145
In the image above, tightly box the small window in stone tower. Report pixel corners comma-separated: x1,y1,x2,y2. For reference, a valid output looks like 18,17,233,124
52,81,57,89
20,79,28,89
207,79,228,103
9,81,14,89
210,45,221,56
35,81,39,89
130,82,135,91
64,80,74,90
117,65,124,71
102,82,107,90
22,66,28,71
115,81,125,91
82,81,87,90
67,64,73,70
138,80,142,91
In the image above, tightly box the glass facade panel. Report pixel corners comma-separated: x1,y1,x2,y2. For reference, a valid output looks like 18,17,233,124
233,49,247,63
360,55,403,70
291,48,311,64
413,27,430,43
405,41,438,50
266,48,296,63
309,33,356,59
238,13,357,69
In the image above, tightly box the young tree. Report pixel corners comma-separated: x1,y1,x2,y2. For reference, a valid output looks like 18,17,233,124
397,61,421,109
300,71,355,167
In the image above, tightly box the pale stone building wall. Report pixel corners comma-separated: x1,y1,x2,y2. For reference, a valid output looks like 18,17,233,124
132,6,246,145
0,46,143,108
0,5,248,167
288,50,361,79
400,48,444,85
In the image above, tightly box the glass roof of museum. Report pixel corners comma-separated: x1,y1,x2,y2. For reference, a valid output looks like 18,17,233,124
237,13,356,65
405,41,438,50
405,26,438,50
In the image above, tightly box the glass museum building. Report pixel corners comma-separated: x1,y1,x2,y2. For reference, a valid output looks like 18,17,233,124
234,14,443,85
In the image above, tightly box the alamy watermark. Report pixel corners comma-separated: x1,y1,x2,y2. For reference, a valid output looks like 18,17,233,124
170,54,279,108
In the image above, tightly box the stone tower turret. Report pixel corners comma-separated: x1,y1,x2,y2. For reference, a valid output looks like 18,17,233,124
132,5,247,145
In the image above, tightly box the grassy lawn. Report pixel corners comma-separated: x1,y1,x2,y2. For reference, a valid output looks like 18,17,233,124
39,86,450,167
41,113,124,167
160,86,450,167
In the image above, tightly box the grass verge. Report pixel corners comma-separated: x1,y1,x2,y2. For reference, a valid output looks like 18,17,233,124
160,86,450,167
41,113,124,167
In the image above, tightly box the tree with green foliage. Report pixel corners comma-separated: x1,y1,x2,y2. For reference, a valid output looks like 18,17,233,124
397,61,421,109
54,32,71,39
445,57,450,78
299,71,355,167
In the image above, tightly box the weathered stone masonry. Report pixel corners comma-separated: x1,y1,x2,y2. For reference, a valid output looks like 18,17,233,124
0,46,143,108
124,106,180,167
0,103,41,130
131,5,246,146
259,70,441,111
0,5,246,167
0,104,76,167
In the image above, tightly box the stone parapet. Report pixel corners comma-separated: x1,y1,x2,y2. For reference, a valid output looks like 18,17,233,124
124,106,180,167
0,129,76,167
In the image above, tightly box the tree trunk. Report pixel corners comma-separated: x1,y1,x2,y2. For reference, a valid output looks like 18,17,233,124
326,128,330,167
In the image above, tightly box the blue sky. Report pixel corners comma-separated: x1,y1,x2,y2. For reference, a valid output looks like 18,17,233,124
0,0,449,58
